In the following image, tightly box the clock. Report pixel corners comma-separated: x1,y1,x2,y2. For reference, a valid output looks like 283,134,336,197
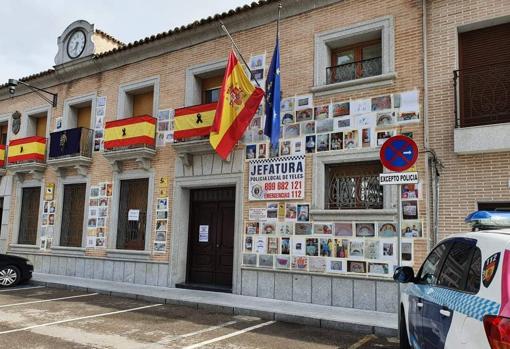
66,30,86,59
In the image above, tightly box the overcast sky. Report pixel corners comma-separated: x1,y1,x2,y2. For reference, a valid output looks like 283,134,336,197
0,0,254,83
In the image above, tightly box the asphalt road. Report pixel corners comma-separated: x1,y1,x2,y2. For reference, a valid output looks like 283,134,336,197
0,285,399,349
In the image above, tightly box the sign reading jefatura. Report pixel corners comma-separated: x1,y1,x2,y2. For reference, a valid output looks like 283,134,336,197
249,155,305,201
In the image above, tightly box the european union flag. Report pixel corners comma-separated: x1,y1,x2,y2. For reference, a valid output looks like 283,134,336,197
264,39,281,150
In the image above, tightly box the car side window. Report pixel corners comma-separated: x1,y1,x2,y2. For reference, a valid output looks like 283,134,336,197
417,242,448,285
465,248,481,293
437,241,475,291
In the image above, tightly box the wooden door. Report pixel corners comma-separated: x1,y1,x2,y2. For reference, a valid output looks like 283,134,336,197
187,188,235,289
60,183,86,247
116,178,148,250
19,187,41,245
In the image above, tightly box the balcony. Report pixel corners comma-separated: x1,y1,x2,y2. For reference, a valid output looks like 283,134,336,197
453,62,510,154
103,115,156,172
0,145,6,176
47,127,93,177
7,136,47,180
326,57,382,85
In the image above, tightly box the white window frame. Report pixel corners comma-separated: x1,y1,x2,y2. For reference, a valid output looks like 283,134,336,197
312,16,396,96
311,149,398,222
117,76,160,119
107,169,155,256
23,105,52,139
62,92,97,130
185,59,227,106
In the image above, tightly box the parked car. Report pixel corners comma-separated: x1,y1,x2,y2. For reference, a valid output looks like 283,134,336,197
395,211,510,349
0,254,33,287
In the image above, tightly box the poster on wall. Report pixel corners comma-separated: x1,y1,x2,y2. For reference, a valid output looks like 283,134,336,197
248,155,305,201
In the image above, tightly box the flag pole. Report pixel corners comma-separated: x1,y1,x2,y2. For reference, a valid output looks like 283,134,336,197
219,20,262,88
276,2,282,40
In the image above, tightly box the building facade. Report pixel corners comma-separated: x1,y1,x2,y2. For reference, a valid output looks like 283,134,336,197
1,0,505,314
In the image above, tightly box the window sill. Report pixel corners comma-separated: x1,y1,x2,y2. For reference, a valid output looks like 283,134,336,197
454,122,510,154
310,209,397,222
50,246,86,257
8,244,40,254
311,72,396,97
106,249,152,261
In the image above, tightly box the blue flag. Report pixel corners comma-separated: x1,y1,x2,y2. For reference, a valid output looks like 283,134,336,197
264,39,281,150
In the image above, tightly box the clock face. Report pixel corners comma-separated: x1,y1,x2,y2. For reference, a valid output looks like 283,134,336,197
67,30,86,59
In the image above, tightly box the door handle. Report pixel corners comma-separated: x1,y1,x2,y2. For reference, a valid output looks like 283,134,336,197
439,309,451,318
216,244,220,248
416,302,424,309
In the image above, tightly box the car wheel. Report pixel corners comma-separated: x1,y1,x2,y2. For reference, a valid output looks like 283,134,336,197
0,265,21,288
400,308,412,349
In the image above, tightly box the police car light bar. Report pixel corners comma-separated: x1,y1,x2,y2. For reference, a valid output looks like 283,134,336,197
465,211,510,230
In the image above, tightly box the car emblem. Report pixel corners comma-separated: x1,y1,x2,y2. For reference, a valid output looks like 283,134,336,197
483,252,500,288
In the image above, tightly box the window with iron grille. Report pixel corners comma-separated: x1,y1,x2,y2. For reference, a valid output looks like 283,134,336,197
328,40,382,84
326,161,383,209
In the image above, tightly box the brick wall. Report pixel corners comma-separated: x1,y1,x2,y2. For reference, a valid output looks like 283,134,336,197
426,0,510,240
0,0,428,266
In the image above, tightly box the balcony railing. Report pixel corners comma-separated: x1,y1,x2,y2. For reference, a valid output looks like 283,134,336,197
454,61,510,128
327,174,383,209
104,115,156,151
49,127,93,160
7,136,47,165
326,57,382,85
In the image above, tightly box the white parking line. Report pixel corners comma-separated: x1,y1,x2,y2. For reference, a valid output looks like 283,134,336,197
0,303,162,335
0,292,98,308
157,320,238,345
182,320,276,349
0,286,45,293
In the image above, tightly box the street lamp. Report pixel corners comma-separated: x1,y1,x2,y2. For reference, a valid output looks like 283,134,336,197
7,79,57,107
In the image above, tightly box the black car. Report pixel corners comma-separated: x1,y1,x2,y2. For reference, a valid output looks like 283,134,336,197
0,254,33,287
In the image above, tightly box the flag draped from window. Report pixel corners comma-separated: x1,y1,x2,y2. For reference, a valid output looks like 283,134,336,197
8,136,46,163
174,102,217,139
264,39,281,150
209,51,264,160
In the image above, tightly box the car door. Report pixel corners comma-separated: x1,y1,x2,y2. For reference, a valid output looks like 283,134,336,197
408,241,451,348
422,238,478,349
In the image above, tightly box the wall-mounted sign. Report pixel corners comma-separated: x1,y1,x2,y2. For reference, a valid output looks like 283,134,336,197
379,172,419,185
248,155,305,201
199,225,209,242
44,183,55,201
128,209,140,221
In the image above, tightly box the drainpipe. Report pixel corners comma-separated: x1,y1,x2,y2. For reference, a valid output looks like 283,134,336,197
422,0,434,251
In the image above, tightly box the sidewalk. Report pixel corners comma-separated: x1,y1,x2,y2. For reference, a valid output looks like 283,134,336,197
31,272,398,336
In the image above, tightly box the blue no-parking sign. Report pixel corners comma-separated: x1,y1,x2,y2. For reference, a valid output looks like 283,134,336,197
379,135,418,172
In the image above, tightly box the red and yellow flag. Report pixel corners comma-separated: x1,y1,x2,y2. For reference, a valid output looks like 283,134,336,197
0,145,5,167
104,115,156,150
8,136,46,164
210,51,264,160
174,102,217,139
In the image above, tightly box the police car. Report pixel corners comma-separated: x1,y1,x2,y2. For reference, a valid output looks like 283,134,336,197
394,211,510,349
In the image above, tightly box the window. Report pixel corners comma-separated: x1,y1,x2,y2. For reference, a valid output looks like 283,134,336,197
417,242,448,285
60,183,86,247
465,248,481,293
118,77,159,119
437,241,475,290
26,110,48,138
456,22,510,127
18,187,41,245
328,40,382,84
325,161,383,209
0,122,7,145
313,16,395,94
201,75,223,104
116,178,149,250
478,202,510,212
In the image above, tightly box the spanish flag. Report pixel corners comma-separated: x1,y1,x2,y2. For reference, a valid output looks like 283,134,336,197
104,115,156,150
8,136,46,164
210,51,264,160
174,102,217,139
0,145,5,167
